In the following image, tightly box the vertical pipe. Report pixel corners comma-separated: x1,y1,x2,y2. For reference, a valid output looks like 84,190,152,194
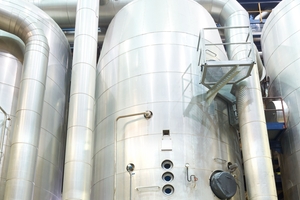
0,2,49,199
200,0,277,198
236,66,277,200
62,0,99,199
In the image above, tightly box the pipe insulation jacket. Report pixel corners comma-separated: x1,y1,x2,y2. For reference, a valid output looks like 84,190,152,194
0,1,49,199
0,0,71,199
62,0,99,199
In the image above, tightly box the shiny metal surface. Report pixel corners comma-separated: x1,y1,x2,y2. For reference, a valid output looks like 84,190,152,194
198,0,275,198
0,2,49,199
0,32,24,200
0,50,22,200
261,0,300,198
0,1,71,199
65,30,105,47
236,65,277,200
94,0,244,199
26,0,129,28
0,31,24,63
62,0,99,199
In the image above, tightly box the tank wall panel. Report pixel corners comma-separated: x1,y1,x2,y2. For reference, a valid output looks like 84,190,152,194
261,0,300,198
94,0,244,199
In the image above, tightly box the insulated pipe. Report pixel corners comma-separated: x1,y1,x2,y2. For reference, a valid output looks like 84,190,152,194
25,0,130,28
62,0,99,199
203,0,277,199
254,44,266,81
235,66,277,200
196,0,276,199
254,11,270,21
0,1,49,199
65,30,105,46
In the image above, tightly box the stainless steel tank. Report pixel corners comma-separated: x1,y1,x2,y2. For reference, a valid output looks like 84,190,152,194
94,0,245,199
261,0,300,199
0,31,23,199
0,3,71,198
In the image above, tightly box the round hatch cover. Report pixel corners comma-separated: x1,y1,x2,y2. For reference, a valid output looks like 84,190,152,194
210,171,237,199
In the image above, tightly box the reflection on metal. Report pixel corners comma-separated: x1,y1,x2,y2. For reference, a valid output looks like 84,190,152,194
0,32,24,199
0,0,71,198
0,0,281,199
94,0,244,199
62,0,99,199
261,0,300,197
264,98,288,125
0,1,50,198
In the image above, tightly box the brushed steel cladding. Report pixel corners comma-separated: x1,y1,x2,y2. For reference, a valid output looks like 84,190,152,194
261,0,300,199
0,2,71,199
0,51,22,200
94,0,244,199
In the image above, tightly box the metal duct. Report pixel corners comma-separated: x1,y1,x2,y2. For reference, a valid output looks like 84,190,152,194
62,0,99,199
0,2,49,199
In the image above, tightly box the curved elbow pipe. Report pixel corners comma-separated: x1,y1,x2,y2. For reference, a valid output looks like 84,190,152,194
0,2,49,199
0,0,70,199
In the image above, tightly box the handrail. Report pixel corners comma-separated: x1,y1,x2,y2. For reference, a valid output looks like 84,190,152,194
198,25,255,67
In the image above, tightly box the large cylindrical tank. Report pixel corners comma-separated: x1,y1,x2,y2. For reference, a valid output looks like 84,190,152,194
0,16,71,200
0,32,23,199
94,0,244,199
261,0,300,199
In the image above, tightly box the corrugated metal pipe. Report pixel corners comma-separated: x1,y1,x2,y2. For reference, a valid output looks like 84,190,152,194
62,0,99,199
0,1,49,199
